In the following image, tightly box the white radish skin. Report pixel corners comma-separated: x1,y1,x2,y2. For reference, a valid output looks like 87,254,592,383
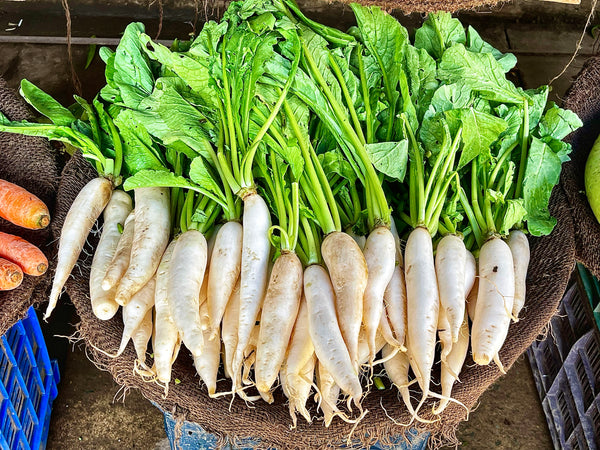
437,300,453,364
89,190,132,320
358,330,386,366
322,231,368,370
283,354,316,428
255,252,303,400
194,302,221,397
153,241,180,385
382,344,414,417
379,309,402,349
316,361,342,427
382,264,407,350
242,324,261,388
472,237,515,369
232,192,271,388
47,177,113,320
284,295,314,380
507,230,530,321
207,221,242,338
167,230,207,362
467,278,478,323
363,226,396,363
434,311,470,415
404,226,439,400
118,277,156,356
346,228,366,251
435,234,466,343
102,211,135,291
132,308,153,368
464,250,476,298
304,264,362,409
115,187,170,306
221,280,240,380
384,221,407,350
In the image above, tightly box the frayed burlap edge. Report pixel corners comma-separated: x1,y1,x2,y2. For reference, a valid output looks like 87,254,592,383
332,0,504,14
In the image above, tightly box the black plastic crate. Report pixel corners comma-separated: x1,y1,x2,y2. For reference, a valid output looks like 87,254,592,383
527,265,600,450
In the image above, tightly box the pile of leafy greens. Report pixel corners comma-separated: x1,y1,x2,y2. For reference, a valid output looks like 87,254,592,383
0,0,582,254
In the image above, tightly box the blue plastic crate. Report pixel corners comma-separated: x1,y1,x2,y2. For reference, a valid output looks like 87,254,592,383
158,405,429,450
0,307,59,450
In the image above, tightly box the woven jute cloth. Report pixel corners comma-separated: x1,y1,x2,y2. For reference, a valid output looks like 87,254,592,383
0,78,59,336
561,56,600,280
55,154,575,447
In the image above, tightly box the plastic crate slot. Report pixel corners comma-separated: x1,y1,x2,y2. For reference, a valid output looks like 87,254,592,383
0,307,60,450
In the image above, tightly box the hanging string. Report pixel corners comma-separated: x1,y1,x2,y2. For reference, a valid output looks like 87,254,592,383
61,0,82,97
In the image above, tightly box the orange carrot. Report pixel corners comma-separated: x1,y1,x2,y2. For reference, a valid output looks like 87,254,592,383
0,179,50,229
0,232,48,276
0,258,23,290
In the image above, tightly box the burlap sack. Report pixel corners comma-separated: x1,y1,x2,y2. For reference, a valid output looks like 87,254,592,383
0,78,59,336
55,155,575,447
561,56,600,280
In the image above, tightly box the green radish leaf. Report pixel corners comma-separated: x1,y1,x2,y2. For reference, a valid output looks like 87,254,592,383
319,151,357,182
499,199,527,235
446,108,508,168
523,137,562,236
123,169,192,191
537,102,583,140
540,136,572,163
85,37,97,70
414,12,466,59
113,22,155,109
365,140,409,181
113,109,166,175
19,80,76,126
99,46,114,63
189,156,222,197
523,86,549,131
466,26,516,73
139,33,218,109
438,44,525,104
404,45,438,120
191,208,208,223
494,105,523,157
420,114,451,156
425,82,472,119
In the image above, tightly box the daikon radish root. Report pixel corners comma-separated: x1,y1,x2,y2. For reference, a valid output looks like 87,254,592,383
464,249,476,298
167,230,207,364
321,231,368,370
132,308,153,369
507,230,530,320
283,354,316,428
382,264,407,350
304,264,362,410
102,210,135,291
362,226,396,363
316,361,342,427
379,309,402,350
194,302,221,397
434,311,470,415
382,344,415,418
255,252,303,402
118,277,156,356
467,278,478,322
221,280,240,380
404,227,439,406
242,323,261,388
90,190,132,320
115,187,170,306
47,177,113,319
153,241,180,386
472,236,515,372
437,301,453,364
435,234,466,343
207,221,242,338
346,228,366,251
232,192,271,390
